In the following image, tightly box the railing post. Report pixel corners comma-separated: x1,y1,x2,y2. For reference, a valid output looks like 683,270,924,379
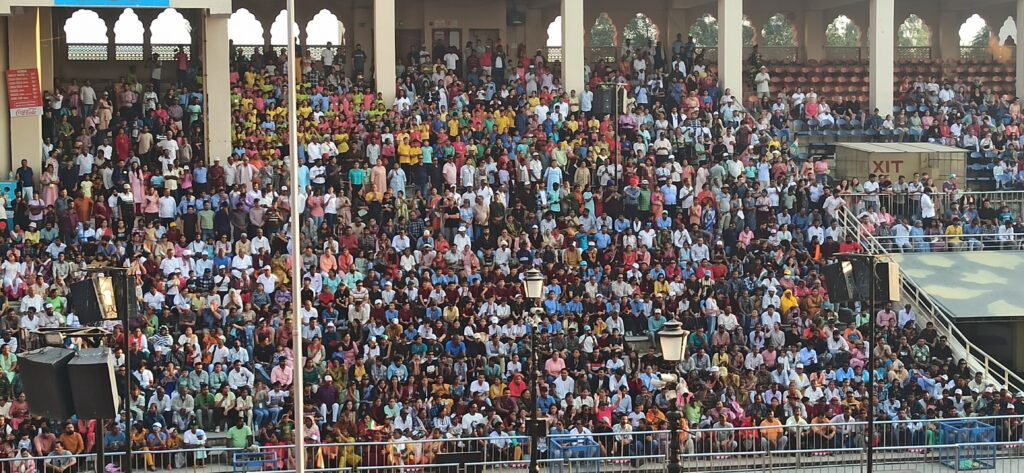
794,432,801,470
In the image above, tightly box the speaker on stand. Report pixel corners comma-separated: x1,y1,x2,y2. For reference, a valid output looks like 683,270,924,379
19,347,75,419
68,348,120,419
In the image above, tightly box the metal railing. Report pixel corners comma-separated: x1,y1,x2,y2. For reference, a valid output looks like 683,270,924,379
8,417,1024,472
839,203,1024,393
870,232,1021,252
837,190,1024,227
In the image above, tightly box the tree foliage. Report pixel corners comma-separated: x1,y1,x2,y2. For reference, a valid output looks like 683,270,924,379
743,21,755,46
897,14,931,47
591,13,616,47
623,13,659,47
761,14,795,47
968,25,992,47
825,15,860,47
688,15,755,47
689,14,718,47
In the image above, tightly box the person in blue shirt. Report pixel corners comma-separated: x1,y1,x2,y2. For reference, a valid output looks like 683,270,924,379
387,357,409,382
444,336,466,357
542,292,562,315
384,303,399,323
536,387,557,413
425,303,442,321
613,216,632,233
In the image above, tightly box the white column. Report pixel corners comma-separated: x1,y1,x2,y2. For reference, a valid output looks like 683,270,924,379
869,0,895,114
561,0,585,95
374,0,397,106
203,13,232,162
1017,0,1024,98
0,16,10,178
717,0,743,98
8,8,44,172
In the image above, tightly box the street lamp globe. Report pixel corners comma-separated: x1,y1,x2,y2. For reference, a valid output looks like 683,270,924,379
522,268,546,301
658,321,688,362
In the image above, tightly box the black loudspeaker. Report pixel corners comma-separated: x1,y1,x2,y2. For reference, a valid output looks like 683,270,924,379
68,279,102,324
68,348,119,419
822,261,856,303
864,261,900,302
593,83,622,116
832,259,902,304
850,259,873,303
111,271,139,322
20,347,75,419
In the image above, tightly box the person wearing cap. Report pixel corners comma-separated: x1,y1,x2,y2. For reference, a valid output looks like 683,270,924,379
144,421,170,469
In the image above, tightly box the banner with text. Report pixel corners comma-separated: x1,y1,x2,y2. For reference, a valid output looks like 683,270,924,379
6,69,43,118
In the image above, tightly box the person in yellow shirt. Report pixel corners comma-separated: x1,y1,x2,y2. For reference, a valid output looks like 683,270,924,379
409,140,423,165
397,138,413,166
447,117,459,138
337,131,350,154
945,218,964,249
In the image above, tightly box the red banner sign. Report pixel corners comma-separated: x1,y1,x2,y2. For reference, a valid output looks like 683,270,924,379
6,68,43,117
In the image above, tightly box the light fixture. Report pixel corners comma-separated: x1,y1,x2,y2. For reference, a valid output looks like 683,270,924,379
93,275,118,320
658,321,689,362
522,268,545,301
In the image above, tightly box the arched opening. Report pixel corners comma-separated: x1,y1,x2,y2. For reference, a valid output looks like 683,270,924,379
547,16,563,62
623,13,659,48
305,9,346,60
64,9,108,60
760,13,796,47
590,13,618,47
113,8,144,61
590,13,617,62
689,14,718,48
229,8,265,57
150,8,191,60
959,14,991,46
998,16,1017,45
897,14,931,47
897,14,931,60
270,10,300,50
826,14,861,47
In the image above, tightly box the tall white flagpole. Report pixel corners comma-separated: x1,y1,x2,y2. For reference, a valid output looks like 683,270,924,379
285,0,306,469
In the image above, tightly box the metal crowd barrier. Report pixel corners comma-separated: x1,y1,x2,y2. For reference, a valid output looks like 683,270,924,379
840,189,1024,225
5,416,1023,472
870,232,1022,252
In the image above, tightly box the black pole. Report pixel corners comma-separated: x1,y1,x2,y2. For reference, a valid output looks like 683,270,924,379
96,417,105,473
121,274,133,473
666,396,681,473
866,256,876,472
528,306,541,473
614,84,621,189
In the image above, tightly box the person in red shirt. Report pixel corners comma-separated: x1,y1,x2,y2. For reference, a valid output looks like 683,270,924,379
175,47,189,86
837,235,863,253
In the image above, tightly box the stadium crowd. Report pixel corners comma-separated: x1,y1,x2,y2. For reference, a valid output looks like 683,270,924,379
1,35,1021,470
